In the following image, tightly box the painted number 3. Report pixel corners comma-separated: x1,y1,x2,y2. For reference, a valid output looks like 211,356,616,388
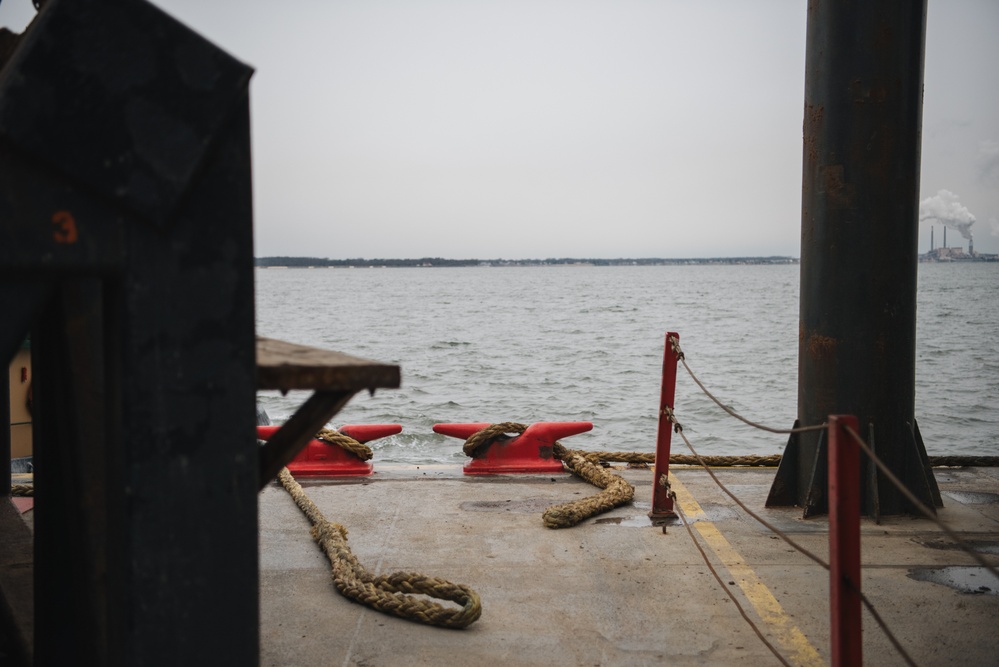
52,210,79,244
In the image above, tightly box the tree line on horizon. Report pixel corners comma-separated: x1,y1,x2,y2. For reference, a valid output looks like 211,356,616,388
254,256,799,268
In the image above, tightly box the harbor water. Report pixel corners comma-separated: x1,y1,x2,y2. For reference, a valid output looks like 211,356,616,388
255,262,998,464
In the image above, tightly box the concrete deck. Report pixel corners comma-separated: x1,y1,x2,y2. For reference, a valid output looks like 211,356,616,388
259,465,999,667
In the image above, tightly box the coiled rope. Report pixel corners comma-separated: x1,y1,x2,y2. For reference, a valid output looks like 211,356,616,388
462,423,636,529
544,441,636,528
276,465,481,629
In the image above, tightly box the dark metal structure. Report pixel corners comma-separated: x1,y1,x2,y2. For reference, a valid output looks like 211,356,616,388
1,0,259,663
767,1,942,518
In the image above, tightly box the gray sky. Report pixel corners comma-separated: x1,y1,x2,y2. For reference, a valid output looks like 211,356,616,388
3,1,997,258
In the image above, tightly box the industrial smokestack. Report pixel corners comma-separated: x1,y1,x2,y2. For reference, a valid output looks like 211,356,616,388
970,234,974,256
920,189,977,250
931,226,934,251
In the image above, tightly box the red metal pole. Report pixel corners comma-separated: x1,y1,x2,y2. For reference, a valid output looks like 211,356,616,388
829,414,862,667
649,332,679,519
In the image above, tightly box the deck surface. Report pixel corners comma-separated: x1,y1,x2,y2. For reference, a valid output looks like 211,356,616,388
258,465,999,667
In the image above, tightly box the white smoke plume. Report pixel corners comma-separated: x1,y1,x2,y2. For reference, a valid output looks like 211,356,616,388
919,189,976,240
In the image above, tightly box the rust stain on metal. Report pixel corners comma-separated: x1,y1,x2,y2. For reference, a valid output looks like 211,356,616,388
850,78,866,106
875,333,887,358
805,333,839,413
803,103,824,165
819,164,855,209
807,333,838,360
873,19,894,54
871,82,889,104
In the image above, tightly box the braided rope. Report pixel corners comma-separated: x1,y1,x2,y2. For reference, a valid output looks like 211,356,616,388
316,428,373,461
575,451,784,467
574,451,996,468
543,442,635,529
462,422,526,457
277,467,481,629
927,455,999,467
461,423,635,529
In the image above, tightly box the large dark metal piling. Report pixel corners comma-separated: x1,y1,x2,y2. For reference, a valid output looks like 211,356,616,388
767,1,941,518
1,0,258,663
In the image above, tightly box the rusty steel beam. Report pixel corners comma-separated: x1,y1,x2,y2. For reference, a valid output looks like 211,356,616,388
768,0,940,517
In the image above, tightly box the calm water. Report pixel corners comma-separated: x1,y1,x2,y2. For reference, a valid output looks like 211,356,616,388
255,263,998,464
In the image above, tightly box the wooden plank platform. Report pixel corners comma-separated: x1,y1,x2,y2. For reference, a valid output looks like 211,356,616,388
255,337,401,489
256,337,400,394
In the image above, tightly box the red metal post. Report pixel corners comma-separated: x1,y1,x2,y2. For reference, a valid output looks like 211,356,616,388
828,414,862,667
649,332,680,519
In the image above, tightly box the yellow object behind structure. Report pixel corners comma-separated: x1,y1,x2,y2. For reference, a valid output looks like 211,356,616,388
8,344,31,459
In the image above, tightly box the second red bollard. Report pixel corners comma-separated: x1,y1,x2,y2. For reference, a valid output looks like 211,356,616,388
434,421,593,474
256,424,401,476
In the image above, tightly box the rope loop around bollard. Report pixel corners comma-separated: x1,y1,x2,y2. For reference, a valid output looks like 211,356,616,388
461,421,527,457
316,428,374,461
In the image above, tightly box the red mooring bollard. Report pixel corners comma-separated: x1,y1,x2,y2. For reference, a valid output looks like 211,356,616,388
256,424,401,476
828,414,862,667
650,331,680,520
434,421,592,474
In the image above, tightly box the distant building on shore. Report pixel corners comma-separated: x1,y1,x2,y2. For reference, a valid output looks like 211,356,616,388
921,225,997,262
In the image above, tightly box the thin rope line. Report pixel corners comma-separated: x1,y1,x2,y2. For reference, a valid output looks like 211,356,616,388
668,334,997,581
668,411,829,570
670,412,920,666
851,579,918,667
845,425,999,581
668,335,826,435
671,492,793,667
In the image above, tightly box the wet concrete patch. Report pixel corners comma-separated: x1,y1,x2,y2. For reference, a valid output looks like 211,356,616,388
695,503,742,522
914,537,999,555
908,566,999,595
944,491,999,505
460,498,559,513
593,515,654,527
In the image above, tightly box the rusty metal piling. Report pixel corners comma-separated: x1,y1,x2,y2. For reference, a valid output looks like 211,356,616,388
768,1,940,517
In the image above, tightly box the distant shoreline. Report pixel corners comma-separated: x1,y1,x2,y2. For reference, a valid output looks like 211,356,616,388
254,256,800,268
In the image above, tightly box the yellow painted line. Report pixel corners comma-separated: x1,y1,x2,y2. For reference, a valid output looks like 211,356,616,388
671,475,825,667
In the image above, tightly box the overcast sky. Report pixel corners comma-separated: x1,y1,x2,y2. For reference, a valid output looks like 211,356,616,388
2,1,997,258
